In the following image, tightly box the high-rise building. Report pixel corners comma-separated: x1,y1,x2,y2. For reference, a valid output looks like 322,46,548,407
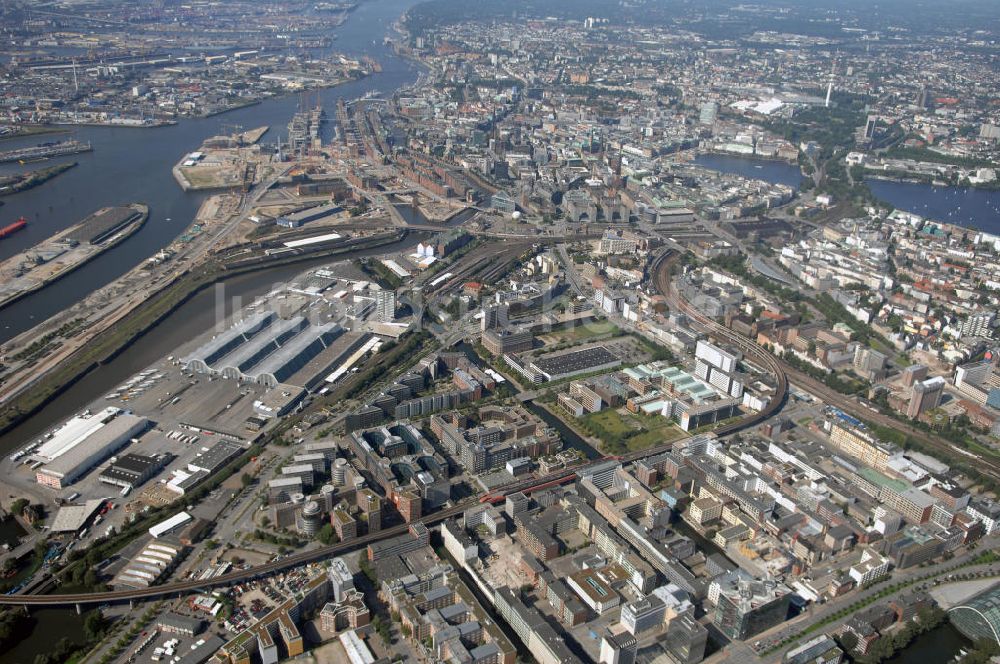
664,613,708,664
958,311,996,339
864,115,878,141
853,346,887,377
620,595,666,635
599,626,637,664
699,102,718,126
481,303,510,331
711,571,791,641
375,289,396,322
907,376,945,419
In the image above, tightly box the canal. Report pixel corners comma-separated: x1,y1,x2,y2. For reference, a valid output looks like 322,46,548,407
886,620,971,663
1,607,88,664
0,231,427,455
525,401,601,460
0,0,428,343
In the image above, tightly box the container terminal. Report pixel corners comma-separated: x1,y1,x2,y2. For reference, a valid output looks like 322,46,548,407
0,204,149,311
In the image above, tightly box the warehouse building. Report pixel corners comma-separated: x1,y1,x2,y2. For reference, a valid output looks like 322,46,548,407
98,453,169,490
183,311,363,390
35,411,150,489
113,539,184,589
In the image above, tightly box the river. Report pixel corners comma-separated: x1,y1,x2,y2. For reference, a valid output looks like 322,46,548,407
0,0,426,344
0,2,428,658
693,153,1000,232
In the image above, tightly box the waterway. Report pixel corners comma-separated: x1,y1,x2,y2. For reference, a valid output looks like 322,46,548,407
1,607,88,664
0,232,424,454
887,621,971,663
694,154,805,189
0,0,426,344
867,178,1000,234
525,401,601,460
693,153,1000,233
0,515,26,549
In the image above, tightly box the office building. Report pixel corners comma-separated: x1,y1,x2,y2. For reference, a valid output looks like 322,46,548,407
712,571,791,641
950,585,1000,646
482,327,534,355
907,376,945,419
664,613,708,664
620,594,666,635
599,626,637,664
375,289,396,322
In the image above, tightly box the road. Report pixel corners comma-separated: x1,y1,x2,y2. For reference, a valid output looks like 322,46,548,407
0,443,668,607
739,549,1000,663
650,250,1000,483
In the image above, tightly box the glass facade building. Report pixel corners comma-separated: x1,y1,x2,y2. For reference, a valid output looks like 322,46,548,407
950,586,1000,645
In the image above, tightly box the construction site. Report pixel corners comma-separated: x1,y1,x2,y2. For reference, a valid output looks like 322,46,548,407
172,125,272,192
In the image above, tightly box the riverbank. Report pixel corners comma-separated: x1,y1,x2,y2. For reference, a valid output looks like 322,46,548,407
693,152,1000,233
0,203,148,312
0,0,427,345
867,177,1000,233
693,153,805,189
0,161,76,197
0,229,406,438
0,125,67,142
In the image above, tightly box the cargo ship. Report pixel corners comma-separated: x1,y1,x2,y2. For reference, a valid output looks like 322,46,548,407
0,203,148,311
0,217,27,239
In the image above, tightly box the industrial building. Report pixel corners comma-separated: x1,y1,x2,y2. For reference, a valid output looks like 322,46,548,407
149,511,194,539
277,202,343,228
113,539,184,589
98,452,169,490
34,408,150,489
529,346,622,382
69,205,145,244
182,310,370,390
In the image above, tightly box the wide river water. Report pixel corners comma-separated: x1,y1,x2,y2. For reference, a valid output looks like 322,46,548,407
0,0,426,344
1,13,995,662
0,2,426,658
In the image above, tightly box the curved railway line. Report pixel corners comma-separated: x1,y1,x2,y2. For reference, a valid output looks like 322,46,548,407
650,251,788,436
10,247,995,608
652,250,1000,482
0,437,683,607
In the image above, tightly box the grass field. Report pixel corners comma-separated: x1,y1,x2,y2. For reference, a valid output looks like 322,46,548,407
580,408,687,454
539,319,620,345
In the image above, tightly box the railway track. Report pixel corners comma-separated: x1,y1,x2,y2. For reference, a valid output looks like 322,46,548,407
650,251,788,436
0,446,673,607
651,250,1000,482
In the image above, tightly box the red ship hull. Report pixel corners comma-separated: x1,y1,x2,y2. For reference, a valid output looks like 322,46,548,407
0,217,27,239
